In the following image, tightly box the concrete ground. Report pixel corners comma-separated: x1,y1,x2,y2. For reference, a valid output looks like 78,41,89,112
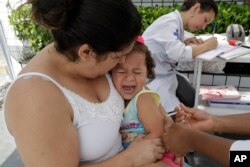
0,52,23,167
0,108,24,167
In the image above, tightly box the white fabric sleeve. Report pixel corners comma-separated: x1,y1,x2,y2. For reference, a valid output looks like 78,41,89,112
144,16,193,62
230,140,250,151
184,30,195,40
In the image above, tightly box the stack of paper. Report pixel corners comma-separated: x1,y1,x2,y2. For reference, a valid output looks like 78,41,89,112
219,47,250,60
200,85,241,100
196,34,250,60
208,91,250,109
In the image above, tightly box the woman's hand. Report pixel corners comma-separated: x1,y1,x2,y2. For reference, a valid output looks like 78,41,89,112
184,37,204,45
162,122,193,157
192,37,217,57
175,103,214,131
127,135,165,167
204,37,218,51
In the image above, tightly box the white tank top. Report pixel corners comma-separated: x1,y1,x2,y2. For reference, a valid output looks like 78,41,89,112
11,72,124,164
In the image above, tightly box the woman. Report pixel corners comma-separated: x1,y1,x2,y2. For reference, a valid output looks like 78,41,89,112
4,0,165,167
142,0,218,113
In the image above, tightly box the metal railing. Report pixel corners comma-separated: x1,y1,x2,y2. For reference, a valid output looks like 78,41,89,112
180,71,250,90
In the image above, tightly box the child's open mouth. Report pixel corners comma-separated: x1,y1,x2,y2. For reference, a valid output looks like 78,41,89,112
123,86,136,94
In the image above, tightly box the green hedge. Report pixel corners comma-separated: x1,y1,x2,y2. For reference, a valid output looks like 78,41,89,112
9,2,250,56
139,2,250,34
8,4,52,53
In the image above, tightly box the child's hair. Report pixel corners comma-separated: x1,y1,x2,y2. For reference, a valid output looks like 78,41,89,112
181,0,218,17
133,40,155,82
26,0,141,62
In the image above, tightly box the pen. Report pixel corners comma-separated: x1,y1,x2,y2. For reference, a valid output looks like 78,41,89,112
212,23,217,37
242,45,250,49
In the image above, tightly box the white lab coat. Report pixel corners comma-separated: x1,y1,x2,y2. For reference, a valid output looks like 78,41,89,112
143,10,193,112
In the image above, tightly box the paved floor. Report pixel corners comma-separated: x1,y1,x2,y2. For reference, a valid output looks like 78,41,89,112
0,108,24,167
0,53,23,167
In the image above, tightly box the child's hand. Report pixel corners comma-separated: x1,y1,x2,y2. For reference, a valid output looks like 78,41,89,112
161,151,184,167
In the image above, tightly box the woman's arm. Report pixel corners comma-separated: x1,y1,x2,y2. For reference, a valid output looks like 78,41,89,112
212,113,250,134
192,37,218,58
82,135,165,167
4,78,80,167
176,103,250,134
163,123,234,167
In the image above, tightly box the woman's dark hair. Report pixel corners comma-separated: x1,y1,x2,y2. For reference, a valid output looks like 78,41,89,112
181,0,218,17
27,0,141,62
133,42,155,82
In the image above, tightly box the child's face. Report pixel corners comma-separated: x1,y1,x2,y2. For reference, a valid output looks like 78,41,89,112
112,51,147,100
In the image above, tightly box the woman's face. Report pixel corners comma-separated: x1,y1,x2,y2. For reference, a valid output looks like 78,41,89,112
187,10,215,32
89,42,135,78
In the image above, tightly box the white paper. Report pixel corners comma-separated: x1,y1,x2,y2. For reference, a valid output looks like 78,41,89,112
196,34,237,60
219,47,250,60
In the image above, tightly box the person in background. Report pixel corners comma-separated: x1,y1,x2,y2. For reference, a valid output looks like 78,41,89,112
163,103,250,167
111,36,183,167
143,0,218,113
4,0,165,167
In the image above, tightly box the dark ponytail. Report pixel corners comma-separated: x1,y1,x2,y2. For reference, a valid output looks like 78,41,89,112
26,0,141,62
27,0,76,30
181,0,218,17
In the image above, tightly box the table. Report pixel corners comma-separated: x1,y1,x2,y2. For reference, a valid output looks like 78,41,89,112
193,47,250,115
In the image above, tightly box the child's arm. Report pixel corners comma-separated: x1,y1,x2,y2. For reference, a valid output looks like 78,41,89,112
137,93,164,139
